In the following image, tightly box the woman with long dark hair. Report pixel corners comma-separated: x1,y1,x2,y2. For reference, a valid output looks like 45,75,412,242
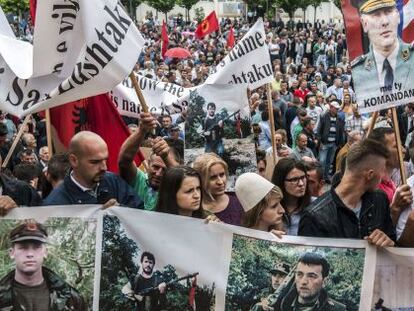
156,166,204,218
271,158,310,235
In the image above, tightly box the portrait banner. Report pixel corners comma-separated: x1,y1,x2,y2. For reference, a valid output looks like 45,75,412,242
1,206,408,311
205,18,274,89
0,0,144,117
343,0,414,113
0,205,100,310
183,85,254,191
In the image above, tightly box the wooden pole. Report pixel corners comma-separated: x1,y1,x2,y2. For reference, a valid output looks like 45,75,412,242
366,111,379,137
129,72,149,113
391,107,406,184
2,115,31,168
267,84,277,165
45,109,53,157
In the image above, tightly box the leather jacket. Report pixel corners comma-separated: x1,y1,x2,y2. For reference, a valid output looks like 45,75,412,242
298,188,396,241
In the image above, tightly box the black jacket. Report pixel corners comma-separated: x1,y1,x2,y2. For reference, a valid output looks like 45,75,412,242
317,111,345,146
298,188,396,241
0,173,41,206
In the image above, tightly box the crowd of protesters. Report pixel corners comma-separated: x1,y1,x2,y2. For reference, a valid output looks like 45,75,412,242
0,13,413,251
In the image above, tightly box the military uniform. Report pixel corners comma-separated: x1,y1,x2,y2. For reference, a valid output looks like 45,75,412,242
0,267,87,311
0,221,87,311
351,41,414,103
277,287,346,311
350,0,414,112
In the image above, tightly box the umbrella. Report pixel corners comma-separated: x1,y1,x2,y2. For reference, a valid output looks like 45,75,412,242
165,47,192,59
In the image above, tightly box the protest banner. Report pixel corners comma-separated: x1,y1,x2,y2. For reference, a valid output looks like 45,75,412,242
343,0,414,113
373,247,414,309
0,0,144,117
205,18,273,90
5,206,414,311
0,206,100,309
183,85,254,190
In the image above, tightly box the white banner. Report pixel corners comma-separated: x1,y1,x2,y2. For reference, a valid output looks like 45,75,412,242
111,74,249,118
205,18,273,89
3,206,411,310
0,0,144,117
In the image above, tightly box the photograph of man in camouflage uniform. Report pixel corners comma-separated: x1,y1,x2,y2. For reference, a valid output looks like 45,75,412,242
251,262,291,311
0,221,86,311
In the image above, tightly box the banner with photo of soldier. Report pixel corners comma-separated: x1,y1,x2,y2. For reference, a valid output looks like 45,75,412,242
342,0,414,113
205,18,274,89
223,231,376,311
0,0,144,117
372,247,414,310
0,206,100,310
99,208,226,311
183,85,255,191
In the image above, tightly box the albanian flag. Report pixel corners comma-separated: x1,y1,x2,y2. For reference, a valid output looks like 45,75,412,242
161,21,169,59
227,26,235,48
195,11,219,39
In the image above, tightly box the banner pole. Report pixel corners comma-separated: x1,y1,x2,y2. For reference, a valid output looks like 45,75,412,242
366,111,379,137
2,114,31,168
391,107,406,184
267,84,277,165
129,72,149,113
45,109,53,157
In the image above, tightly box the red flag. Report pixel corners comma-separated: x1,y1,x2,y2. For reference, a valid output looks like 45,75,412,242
48,94,144,173
161,21,169,59
195,11,219,39
227,26,235,48
188,275,197,310
29,0,37,25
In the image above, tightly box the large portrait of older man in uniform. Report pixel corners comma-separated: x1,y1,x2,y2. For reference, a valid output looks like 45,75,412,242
348,0,414,112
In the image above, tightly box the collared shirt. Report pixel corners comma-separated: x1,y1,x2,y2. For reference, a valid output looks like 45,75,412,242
70,171,98,197
373,41,399,87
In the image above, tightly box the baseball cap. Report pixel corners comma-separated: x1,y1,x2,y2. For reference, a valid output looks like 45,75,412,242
9,220,48,243
235,173,274,212
330,101,341,109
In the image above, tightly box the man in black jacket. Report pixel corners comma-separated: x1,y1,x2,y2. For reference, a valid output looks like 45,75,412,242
299,139,396,246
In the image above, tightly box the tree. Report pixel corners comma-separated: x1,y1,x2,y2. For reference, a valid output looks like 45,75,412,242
0,0,28,16
146,0,175,19
176,0,198,22
120,0,141,20
275,0,302,19
308,0,324,23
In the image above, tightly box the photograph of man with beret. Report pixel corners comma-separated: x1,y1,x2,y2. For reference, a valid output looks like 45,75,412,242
0,220,87,311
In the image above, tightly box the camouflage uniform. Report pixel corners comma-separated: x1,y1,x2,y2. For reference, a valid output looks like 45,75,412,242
0,267,87,311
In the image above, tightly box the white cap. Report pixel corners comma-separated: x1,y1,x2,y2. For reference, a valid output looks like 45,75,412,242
235,173,275,212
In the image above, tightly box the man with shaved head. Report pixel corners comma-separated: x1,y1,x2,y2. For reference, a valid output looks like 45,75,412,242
43,131,143,208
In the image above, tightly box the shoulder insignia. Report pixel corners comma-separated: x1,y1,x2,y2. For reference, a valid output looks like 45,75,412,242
351,55,366,67
402,46,410,61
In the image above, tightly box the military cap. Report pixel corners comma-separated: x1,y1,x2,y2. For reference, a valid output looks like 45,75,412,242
9,220,48,243
270,262,290,275
352,0,396,14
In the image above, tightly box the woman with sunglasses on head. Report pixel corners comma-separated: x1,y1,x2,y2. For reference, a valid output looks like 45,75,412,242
271,158,310,235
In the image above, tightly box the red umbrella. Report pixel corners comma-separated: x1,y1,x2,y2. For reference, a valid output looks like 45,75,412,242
165,47,192,59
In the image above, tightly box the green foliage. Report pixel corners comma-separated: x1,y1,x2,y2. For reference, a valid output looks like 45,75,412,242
185,90,208,149
194,7,204,23
0,0,28,14
225,235,365,311
100,215,215,310
146,0,175,17
177,0,198,21
120,0,141,19
0,218,96,304
275,0,302,19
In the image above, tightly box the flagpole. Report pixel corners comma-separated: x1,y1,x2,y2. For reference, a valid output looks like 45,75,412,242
45,109,53,157
366,111,379,137
267,83,277,165
2,115,31,168
129,72,149,113
391,107,406,184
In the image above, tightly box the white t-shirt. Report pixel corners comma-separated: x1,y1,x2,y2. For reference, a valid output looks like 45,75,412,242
396,175,414,239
